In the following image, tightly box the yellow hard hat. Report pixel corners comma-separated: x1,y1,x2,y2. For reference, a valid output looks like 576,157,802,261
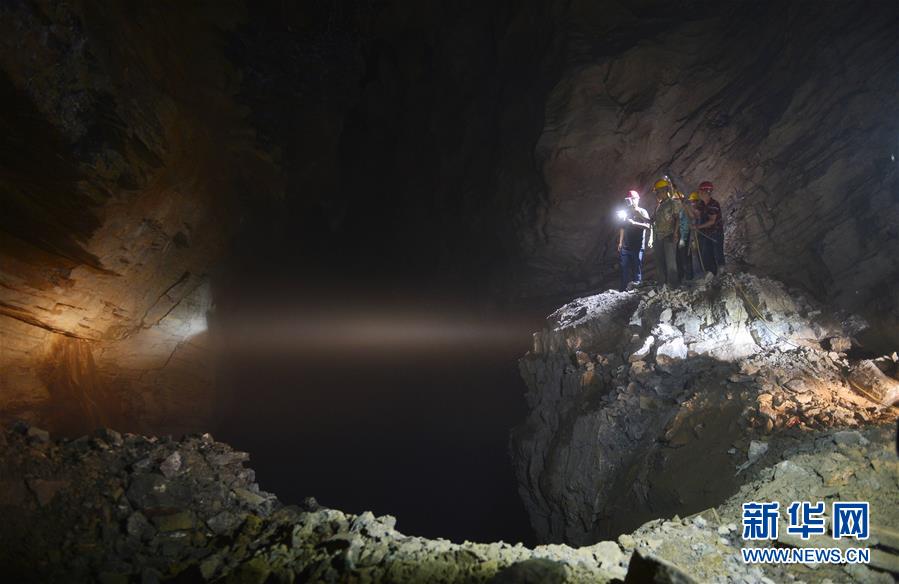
689,191,700,201
653,179,670,190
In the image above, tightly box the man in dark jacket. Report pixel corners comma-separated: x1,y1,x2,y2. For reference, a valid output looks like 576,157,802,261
617,190,650,291
693,181,725,274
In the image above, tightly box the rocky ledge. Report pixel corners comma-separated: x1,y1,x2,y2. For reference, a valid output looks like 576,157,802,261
0,423,629,584
511,273,898,545
0,421,896,583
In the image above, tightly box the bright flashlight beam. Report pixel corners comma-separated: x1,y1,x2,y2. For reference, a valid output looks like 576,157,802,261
217,311,533,353
616,210,628,221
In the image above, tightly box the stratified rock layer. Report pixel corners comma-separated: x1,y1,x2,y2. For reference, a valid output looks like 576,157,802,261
0,1,275,435
511,273,896,545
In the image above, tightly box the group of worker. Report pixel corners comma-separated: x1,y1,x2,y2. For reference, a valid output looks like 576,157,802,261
616,177,725,291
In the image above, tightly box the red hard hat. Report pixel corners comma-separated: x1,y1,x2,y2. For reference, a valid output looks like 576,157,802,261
699,181,714,191
625,190,639,199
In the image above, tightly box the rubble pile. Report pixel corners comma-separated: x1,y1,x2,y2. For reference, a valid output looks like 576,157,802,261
0,421,895,583
623,426,898,584
512,273,897,544
0,423,628,583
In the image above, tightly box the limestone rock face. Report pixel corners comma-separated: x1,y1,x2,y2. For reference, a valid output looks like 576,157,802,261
511,273,895,545
0,1,275,435
518,0,899,344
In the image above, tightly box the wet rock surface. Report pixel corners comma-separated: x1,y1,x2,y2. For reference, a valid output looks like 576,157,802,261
0,421,894,583
512,272,897,544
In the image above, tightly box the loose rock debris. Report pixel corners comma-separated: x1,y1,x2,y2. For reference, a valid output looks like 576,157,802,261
0,422,895,582
512,273,896,545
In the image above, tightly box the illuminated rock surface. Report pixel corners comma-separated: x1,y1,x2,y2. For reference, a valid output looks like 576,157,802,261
0,1,271,436
512,273,896,545
0,421,895,582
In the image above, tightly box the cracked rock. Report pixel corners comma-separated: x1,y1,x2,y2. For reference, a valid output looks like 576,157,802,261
512,273,894,545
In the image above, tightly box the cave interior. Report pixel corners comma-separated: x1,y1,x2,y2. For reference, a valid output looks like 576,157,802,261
0,0,898,581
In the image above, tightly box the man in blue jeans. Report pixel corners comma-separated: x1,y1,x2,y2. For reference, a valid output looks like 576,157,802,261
617,190,651,291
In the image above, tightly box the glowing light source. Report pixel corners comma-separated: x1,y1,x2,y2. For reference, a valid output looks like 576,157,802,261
185,312,208,337
616,210,628,221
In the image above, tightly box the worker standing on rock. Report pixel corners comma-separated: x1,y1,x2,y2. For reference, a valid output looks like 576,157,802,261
617,190,651,291
694,181,724,274
650,179,680,286
676,190,696,282
685,191,703,279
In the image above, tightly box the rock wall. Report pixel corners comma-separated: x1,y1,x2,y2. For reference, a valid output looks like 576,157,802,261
0,0,567,433
511,273,896,545
523,0,899,344
0,1,280,434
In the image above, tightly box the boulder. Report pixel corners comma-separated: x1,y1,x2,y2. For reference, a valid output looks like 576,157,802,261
26,426,50,444
849,360,899,406
624,549,697,584
159,452,182,479
629,336,655,363
26,479,69,506
151,510,196,532
207,510,243,535
827,336,852,353
655,338,687,370
126,511,156,540
490,559,567,584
